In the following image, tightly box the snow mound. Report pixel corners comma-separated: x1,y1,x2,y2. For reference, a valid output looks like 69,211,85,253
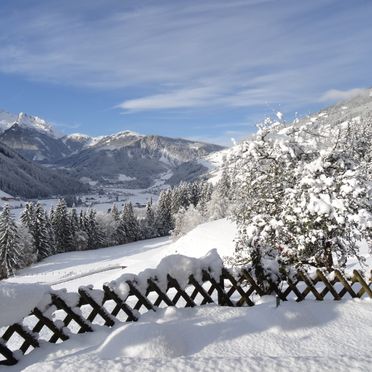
110,249,223,296
0,282,50,326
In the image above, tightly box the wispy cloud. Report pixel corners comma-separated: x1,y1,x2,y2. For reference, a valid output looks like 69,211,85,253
0,0,371,115
117,86,222,111
319,88,369,102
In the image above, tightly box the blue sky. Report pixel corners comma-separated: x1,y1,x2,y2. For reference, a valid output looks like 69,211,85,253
0,0,371,145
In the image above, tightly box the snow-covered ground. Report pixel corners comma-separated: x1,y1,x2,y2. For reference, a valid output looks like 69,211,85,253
5,219,237,291
7,299,372,371
2,218,372,371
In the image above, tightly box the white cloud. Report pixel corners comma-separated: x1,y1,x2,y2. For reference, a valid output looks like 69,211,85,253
118,86,221,111
0,0,371,112
319,88,369,102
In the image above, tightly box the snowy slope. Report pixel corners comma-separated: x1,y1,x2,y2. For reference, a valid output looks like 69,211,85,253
4,218,370,292
4,219,237,291
2,218,372,371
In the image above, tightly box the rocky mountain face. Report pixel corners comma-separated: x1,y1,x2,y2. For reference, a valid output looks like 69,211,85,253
0,124,70,162
55,131,224,189
0,110,225,190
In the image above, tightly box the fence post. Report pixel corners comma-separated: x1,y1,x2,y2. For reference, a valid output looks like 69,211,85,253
218,274,225,305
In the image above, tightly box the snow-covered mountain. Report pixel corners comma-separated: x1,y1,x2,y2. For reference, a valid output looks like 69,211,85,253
56,132,224,189
203,87,372,182
0,124,70,162
0,108,224,190
62,133,105,153
0,110,60,138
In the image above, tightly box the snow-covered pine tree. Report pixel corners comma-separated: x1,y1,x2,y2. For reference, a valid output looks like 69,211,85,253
111,204,120,222
189,181,201,207
0,205,22,278
34,202,52,261
156,189,174,236
217,159,231,200
115,207,128,245
68,208,88,251
70,208,79,235
197,181,213,216
20,202,52,261
142,200,157,239
17,224,37,268
20,202,35,229
52,199,73,253
122,202,141,242
44,210,56,255
84,209,104,249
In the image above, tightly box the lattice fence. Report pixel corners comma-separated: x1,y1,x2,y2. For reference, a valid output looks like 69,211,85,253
1,268,371,366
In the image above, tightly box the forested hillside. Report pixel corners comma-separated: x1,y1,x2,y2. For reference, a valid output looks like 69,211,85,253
0,142,88,198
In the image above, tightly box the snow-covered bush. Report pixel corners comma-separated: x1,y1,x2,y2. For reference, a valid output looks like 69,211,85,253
232,117,372,285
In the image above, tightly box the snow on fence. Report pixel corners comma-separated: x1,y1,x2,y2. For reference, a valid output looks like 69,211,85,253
0,252,371,366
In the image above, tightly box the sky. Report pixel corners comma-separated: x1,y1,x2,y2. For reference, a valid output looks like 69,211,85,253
0,0,371,146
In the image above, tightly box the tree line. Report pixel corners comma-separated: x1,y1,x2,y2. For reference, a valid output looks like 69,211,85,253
0,180,215,279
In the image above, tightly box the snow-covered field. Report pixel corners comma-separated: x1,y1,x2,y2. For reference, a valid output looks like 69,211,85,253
5,219,236,291
2,218,372,371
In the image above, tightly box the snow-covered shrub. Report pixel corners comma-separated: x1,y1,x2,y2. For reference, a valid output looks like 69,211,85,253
232,117,372,285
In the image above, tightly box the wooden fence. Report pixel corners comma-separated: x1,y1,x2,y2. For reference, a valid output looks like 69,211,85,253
1,267,371,366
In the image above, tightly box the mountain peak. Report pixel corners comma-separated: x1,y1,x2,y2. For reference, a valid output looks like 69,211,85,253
114,130,142,138
0,109,61,138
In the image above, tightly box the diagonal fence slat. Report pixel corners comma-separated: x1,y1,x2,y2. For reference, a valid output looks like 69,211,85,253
316,270,341,300
0,266,371,366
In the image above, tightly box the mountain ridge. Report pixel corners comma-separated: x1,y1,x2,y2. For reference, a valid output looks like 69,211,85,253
0,109,225,190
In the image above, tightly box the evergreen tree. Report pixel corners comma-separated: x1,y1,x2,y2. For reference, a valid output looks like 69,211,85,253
45,210,56,255
0,205,22,278
21,202,52,261
217,161,231,200
121,202,141,242
111,204,120,222
142,200,157,239
70,208,80,235
198,181,213,216
52,199,73,253
156,190,174,236
84,209,104,249
34,203,52,260
115,208,127,245
21,202,35,228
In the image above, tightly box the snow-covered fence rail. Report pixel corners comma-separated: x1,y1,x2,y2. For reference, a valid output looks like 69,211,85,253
1,253,371,366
